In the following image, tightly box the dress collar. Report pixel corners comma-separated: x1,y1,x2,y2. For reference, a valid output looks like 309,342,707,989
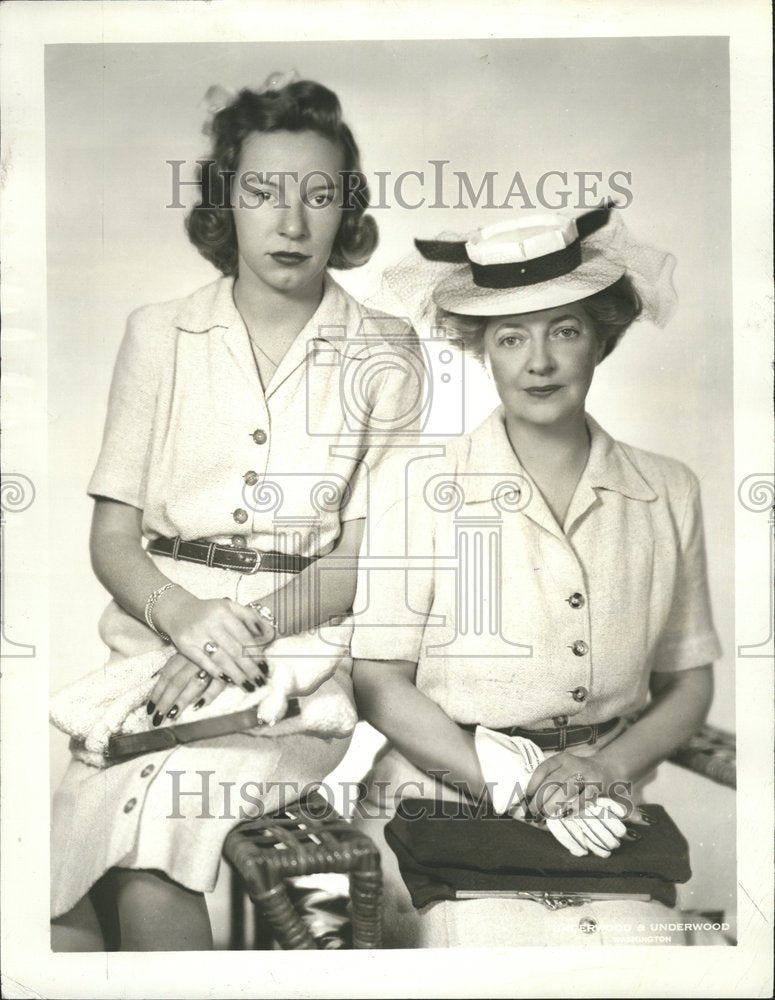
172,275,238,333
173,273,357,399
172,273,352,356
460,407,656,537
581,414,657,502
463,408,656,500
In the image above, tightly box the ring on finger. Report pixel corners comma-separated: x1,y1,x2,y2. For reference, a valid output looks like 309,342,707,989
204,641,219,657
196,669,210,682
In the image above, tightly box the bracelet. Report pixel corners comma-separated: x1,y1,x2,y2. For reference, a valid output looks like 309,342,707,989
144,582,180,642
247,600,278,633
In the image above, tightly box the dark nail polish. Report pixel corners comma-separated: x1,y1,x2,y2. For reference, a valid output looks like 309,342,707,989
219,673,234,685
255,675,266,687
242,681,256,692
193,698,205,711
146,701,156,715
152,712,163,727
257,661,268,677
167,705,179,720
624,829,641,842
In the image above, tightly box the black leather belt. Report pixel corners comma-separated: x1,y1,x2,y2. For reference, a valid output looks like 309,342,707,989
100,699,301,764
459,716,620,751
147,536,316,575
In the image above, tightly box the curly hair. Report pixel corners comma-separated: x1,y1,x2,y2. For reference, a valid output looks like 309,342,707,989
437,275,643,363
185,79,378,276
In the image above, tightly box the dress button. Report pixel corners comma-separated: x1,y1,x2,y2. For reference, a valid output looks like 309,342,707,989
251,429,268,445
140,764,155,778
579,916,598,934
244,470,259,486
123,798,137,813
571,686,588,703
233,508,248,524
568,592,585,609
570,639,588,656
231,535,247,549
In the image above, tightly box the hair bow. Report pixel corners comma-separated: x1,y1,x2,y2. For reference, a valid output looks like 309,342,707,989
201,70,301,137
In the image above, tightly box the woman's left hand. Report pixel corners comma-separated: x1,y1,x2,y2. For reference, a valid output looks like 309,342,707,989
147,653,230,726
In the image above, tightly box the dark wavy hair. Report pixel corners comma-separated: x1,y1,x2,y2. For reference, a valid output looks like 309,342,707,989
185,80,378,275
437,274,643,363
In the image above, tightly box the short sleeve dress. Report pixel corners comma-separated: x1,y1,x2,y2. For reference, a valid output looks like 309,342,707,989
50,274,421,919
349,406,722,947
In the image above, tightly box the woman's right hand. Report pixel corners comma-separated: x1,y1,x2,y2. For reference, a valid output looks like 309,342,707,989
154,590,273,690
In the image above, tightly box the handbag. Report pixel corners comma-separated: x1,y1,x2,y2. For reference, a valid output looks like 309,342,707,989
384,798,691,910
82,698,301,765
50,630,357,768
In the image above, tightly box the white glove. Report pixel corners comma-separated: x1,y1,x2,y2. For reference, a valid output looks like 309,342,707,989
473,726,628,858
545,798,628,858
474,725,542,815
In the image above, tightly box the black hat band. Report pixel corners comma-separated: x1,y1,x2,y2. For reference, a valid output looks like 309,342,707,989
470,239,582,288
414,201,614,290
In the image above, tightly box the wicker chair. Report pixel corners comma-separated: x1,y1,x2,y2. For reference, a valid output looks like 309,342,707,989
223,790,382,950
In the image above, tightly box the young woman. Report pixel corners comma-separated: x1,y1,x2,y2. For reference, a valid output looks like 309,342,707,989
50,74,420,951
350,206,720,946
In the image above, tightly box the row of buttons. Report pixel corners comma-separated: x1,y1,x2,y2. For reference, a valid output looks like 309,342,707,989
123,763,156,814
233,429,268,524
567,593,589,704
569,641,589,698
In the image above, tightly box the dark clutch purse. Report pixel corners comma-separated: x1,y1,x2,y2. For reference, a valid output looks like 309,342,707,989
384,799,691,910
68,700,302,766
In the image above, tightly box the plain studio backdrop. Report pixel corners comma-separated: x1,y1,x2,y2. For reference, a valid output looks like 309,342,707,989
43,38,735,933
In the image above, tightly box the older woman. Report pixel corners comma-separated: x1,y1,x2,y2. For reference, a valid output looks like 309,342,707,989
350,205,720,946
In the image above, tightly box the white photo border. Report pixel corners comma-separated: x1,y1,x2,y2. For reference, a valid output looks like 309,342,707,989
1,1,772,997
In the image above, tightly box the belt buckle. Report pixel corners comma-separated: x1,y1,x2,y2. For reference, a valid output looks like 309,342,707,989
241,548,263,575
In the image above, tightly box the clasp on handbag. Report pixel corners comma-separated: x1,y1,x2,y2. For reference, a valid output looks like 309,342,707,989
455,890,652,909
531,892,585,910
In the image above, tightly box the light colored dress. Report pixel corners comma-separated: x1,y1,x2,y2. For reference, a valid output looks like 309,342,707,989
50,273,420,919
349,406,721,946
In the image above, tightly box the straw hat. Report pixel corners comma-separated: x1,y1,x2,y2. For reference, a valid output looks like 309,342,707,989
376,204,677,331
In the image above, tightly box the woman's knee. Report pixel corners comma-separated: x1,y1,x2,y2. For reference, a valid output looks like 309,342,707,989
112,867,213,951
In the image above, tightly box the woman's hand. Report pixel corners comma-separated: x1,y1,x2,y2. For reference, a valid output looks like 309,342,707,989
154,591,274,690
89,501,273,686
525,752,627,858
147,653,228,725
525,751,619,816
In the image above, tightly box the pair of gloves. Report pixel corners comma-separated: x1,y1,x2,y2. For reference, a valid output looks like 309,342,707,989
474,726,628,858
